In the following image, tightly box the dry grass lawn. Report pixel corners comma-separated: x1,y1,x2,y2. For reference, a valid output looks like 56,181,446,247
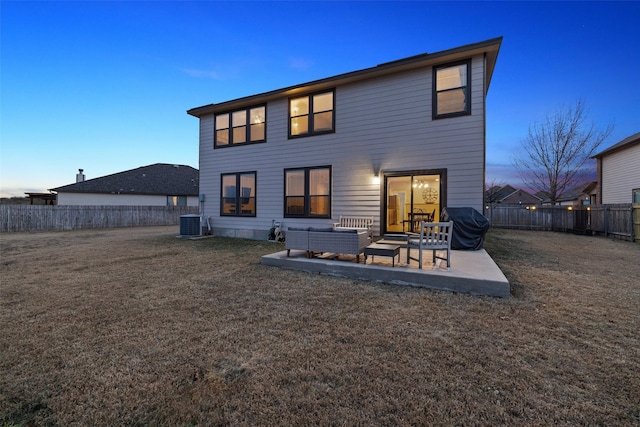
1,226,638,426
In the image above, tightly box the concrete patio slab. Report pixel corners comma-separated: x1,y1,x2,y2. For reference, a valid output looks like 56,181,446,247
261,247,510,298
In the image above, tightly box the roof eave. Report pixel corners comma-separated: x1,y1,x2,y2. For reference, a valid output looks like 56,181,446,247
592,132,640,158
187,37,503,118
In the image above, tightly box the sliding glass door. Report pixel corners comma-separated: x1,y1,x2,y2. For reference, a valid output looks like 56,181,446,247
383,170,445,234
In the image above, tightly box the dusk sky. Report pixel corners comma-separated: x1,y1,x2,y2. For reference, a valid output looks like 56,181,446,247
1,1,639,197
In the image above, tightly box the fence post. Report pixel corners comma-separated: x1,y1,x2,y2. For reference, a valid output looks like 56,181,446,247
635,204,640,243
489,203,494,227
630,204,635,243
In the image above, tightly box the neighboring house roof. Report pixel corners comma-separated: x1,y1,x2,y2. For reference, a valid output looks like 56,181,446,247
533,191,548,200
187,37,502,118
592,132,640,158
486,185,541,204
541,182,597,204
50,164,199,196
24,192,57,204
581,181,598,194
488,184,517,202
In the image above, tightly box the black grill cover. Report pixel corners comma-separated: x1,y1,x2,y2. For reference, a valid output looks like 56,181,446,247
441,207,490,250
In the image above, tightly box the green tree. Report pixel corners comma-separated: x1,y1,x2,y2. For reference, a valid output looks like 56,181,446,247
513,100,613,205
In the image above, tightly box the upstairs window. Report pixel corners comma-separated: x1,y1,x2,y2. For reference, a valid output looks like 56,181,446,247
221,172,256,216
433,61,470,119
215,106,266,147
289,91,334,138
284,166,331,218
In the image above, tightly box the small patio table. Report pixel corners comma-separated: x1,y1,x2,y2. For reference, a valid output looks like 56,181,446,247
364,243,401,267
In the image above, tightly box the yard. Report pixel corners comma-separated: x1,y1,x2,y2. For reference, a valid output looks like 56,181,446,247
1,227,638,425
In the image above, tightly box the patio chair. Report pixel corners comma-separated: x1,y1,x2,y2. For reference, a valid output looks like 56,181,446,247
406,221,453,269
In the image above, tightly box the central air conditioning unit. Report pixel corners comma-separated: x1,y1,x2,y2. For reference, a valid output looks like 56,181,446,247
179,214,200,237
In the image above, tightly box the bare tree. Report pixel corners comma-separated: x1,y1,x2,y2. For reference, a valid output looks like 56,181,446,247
513,100,613,205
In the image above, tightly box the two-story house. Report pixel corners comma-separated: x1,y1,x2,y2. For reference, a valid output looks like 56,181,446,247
188,37,502,239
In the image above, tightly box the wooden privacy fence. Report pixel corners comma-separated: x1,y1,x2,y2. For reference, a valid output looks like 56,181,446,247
0,205,199,233
485,204,638,242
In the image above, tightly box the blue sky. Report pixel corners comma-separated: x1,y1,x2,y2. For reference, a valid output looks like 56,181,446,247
1,1,639,197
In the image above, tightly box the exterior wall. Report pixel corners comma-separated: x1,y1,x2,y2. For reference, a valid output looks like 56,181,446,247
557,200,576,207
601,144,640,204
198,55,488,239
57,192,199,207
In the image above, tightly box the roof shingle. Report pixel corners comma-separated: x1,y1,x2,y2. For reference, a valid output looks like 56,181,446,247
50,164,199,196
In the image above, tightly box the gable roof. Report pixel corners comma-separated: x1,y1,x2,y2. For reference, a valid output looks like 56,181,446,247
486,185,541,204
187,37,502,118
592,131,640,158
50,164,199,196
490,184,517,202
555,181,598,203
535,182,597,204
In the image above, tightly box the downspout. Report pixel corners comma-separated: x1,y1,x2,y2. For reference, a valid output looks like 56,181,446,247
199,194,205,236
596,157,603,204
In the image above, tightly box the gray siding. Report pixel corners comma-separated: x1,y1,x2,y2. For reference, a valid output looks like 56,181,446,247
198,55,488,238
602,145,640,204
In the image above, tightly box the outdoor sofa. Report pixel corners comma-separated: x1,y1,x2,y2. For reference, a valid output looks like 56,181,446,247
285,227,370,262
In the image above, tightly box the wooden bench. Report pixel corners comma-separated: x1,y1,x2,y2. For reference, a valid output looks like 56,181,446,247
333,215,374,238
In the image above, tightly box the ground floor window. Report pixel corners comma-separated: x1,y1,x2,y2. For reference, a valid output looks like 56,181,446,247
167,196,187,206
221,172,256,216
383,169,446,234
284,166,331,218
